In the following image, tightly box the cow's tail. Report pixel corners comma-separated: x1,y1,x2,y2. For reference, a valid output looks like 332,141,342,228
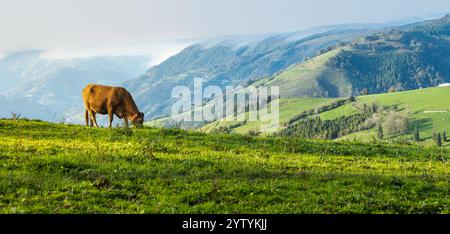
85,109,90,126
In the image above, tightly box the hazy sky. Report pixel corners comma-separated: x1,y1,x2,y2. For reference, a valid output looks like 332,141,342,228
0,0,449,58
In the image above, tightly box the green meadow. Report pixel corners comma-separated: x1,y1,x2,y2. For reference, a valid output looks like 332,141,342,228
200,86,450,146
0,119,449,214
340,87,450,144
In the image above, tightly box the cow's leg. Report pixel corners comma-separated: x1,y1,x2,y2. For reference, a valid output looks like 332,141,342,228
108,111,114,128
85,109,90,127
92,113,99,128
123,113,129,128
89,110,99,128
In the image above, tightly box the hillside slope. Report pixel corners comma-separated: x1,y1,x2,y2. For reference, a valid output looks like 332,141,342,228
146,47,357,130
145,15,450,134
262,47,351,98
127,16,449,120
261,15,450,98
339,86,450,143
125,28,372,119
201,86,450,145
0,119,449,213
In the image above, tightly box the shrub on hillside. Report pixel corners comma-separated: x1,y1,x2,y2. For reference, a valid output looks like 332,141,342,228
381,110,409,137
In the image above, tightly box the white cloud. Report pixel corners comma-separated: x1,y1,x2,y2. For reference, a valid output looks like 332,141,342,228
40,41,190,60
0,40,192,69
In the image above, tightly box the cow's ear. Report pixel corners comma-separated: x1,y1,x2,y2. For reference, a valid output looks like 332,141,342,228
140,112,144,117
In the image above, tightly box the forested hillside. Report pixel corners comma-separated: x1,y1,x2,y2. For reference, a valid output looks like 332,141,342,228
327,15,450,95
259,15,450,98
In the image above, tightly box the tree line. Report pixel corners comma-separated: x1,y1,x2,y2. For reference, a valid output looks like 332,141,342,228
279,103,374,139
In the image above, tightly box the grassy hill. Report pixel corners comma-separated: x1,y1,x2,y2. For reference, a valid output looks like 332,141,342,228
201,86,450,146
339,86,450,144
149,48,348,131
262,47,352,98
200,97,337,134
146,16,450,132
1,119,449,214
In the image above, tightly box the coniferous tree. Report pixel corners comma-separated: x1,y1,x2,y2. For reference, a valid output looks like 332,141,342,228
377,124,383,139
443,130,447,142
436,133,442,147
371,102,377,113
361,88,368,95
414,126,420,142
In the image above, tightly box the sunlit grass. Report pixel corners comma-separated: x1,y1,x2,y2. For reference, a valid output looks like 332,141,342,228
0,119,449,214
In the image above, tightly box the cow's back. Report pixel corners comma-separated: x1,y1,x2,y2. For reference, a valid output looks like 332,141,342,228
82,84,116,114
82,84,138,115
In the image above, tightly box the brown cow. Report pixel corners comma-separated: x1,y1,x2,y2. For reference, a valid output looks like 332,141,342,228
82,84,144,128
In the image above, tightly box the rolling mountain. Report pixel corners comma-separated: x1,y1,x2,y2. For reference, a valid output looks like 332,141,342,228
150,15,450,134
125,26,381,119
126,16,450,120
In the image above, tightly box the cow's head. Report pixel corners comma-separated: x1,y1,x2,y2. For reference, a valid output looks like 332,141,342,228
131,112,144,127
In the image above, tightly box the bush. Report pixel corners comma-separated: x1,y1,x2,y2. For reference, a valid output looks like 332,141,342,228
246,129,260,136
11,112,22,121
381,110,409,137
